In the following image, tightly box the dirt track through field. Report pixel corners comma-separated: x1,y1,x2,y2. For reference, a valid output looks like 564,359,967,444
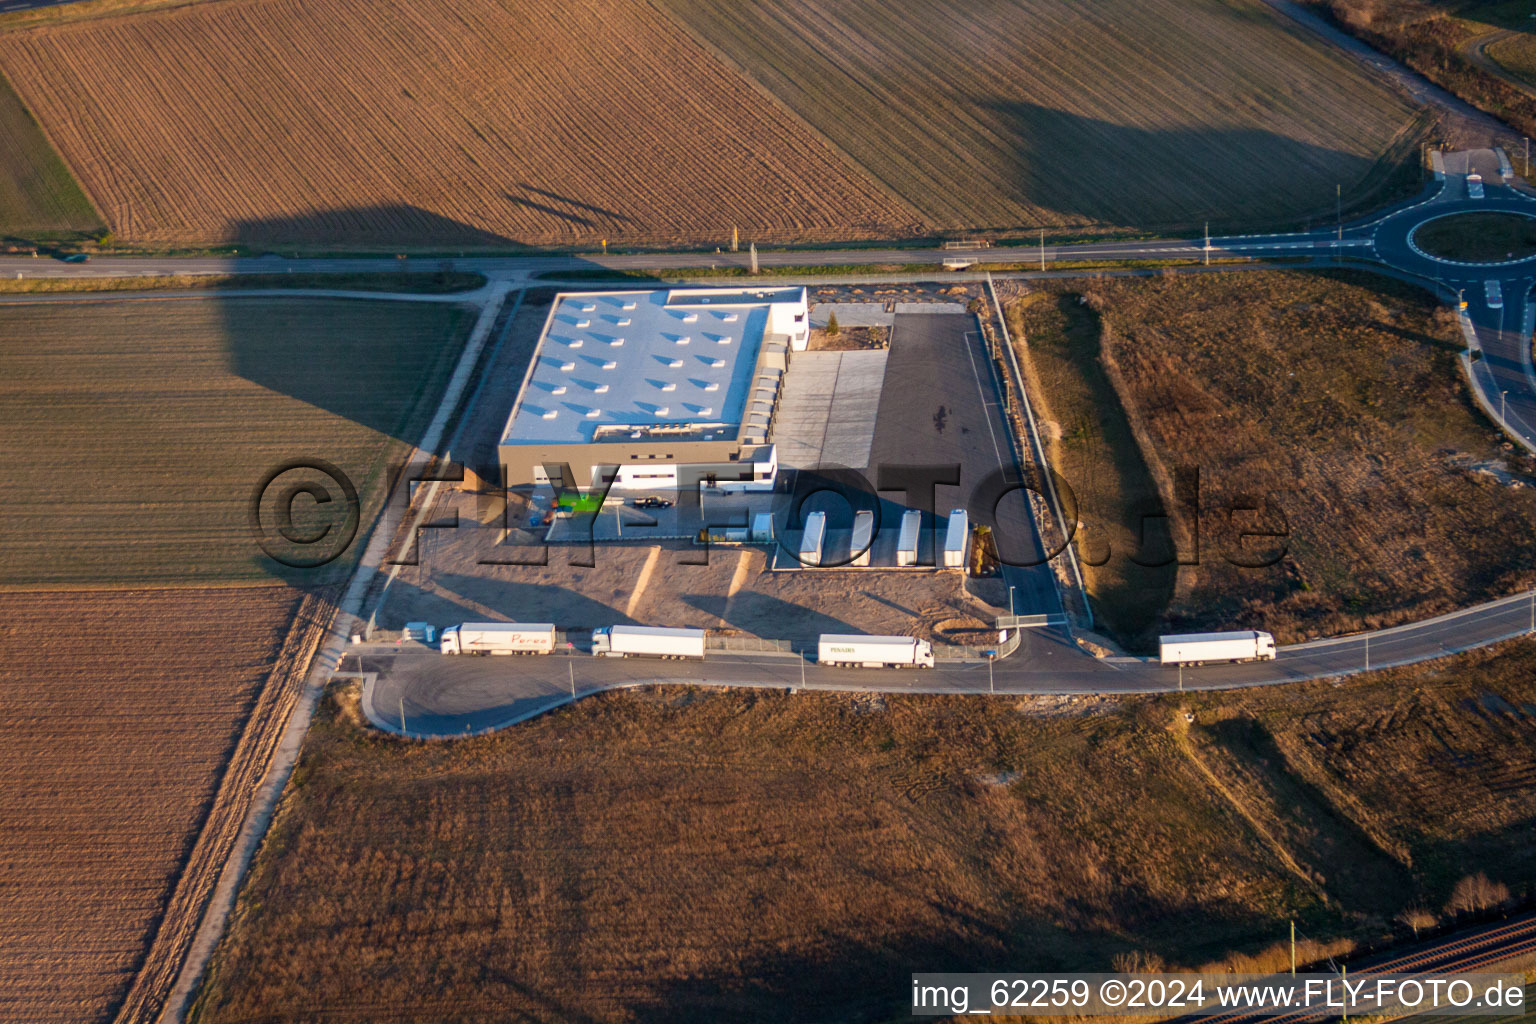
0,0,917,246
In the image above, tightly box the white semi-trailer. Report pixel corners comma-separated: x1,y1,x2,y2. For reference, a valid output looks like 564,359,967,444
1158,630,1276,666
593,625,706,659
850,509,874,567
799,510,827,566
440,622,557,655
896,509,921,567
943,508,970,568
817,634,935,668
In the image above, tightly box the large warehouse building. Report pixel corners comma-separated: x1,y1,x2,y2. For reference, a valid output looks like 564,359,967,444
499,286,809,492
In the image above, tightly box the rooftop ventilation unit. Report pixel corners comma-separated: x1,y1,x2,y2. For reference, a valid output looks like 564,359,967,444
617,317,631,326
716,335,732,344
585,408,600,418
674,336,690,345
707,358,725,368
579,303,596,313
602,360,618,370
568,339,583,348
659,382,676,392
622,301,637,310
576,319,590,328
551,385,567,395
655,406,670,416
722,313,738,322
541,409,558,420
682,313,698,323
703,382,720,392
594,384,610,393
559,360,576,372
698,407,714,417
664,357,683,368
609,337,625,346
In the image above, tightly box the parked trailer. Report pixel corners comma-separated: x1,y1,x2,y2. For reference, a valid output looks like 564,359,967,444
1158,630,1275,666
441,622,556,655
896,509,921,567
850,509,874,567
799,510,827,566
593,625,706,659
943,508,969,568
817,634,935,668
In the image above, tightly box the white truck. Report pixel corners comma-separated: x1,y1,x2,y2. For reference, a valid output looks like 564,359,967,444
1158,630,1276,666
817,633,935,669
440,622,556,655
1467,172,1485,199
799,510,827,566
593,625,706,659
943,508,970,569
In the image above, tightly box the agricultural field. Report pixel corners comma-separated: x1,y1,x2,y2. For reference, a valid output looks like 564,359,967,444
661,0,1430,234
1007,269,1536,649
190,644,1536,1024
0,0,916,248
0,70,100,239
0,295,474,585
0,585,324,1024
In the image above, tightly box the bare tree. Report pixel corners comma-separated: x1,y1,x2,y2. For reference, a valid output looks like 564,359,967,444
1396,907,1436,938
1446,873,1510,915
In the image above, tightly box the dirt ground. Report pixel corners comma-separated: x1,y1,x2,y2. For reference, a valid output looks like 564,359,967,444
385,514,1004,644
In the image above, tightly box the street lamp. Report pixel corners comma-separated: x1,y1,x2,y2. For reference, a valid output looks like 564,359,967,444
1009,585,1017,616
1502,390,1509,423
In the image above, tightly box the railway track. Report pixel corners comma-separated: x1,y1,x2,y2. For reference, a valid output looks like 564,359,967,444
1174,913,1536,1024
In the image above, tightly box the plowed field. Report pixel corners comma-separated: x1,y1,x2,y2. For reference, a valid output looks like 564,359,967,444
0,585,326,1024
0,0,916,247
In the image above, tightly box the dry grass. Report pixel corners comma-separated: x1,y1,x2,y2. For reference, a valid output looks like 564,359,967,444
0,296,474,585
1307,0,1536,138
1006,289,1177,649
0,270,487,294
1008,269,1536,645
0,0,916,248
0,586,312,1024
662,0,1429,235
191,643,1536,1023
0,69,99,237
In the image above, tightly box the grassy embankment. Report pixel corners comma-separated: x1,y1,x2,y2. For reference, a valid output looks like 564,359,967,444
0,271,487,293
192,644,1536,1024
0,296,474,585
1008,269,1536,649
1305,0,1536,137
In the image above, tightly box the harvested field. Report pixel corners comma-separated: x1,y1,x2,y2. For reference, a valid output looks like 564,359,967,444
0,585,330,1024
661,0,1429,234
0,69,99,237
0,296,474,585
0,0,916,247
1007,269,1536,646
192,643,1536,1023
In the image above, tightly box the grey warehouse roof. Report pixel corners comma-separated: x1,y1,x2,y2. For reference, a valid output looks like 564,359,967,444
504,288,795,446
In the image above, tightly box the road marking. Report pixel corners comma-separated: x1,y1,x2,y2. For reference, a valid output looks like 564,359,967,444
624,545,662,619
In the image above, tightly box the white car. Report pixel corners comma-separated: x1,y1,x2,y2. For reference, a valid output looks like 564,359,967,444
1486,279,1503,309
1468,172,1485,199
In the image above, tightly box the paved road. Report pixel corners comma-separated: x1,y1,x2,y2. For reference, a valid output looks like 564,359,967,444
362,577,1536,737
